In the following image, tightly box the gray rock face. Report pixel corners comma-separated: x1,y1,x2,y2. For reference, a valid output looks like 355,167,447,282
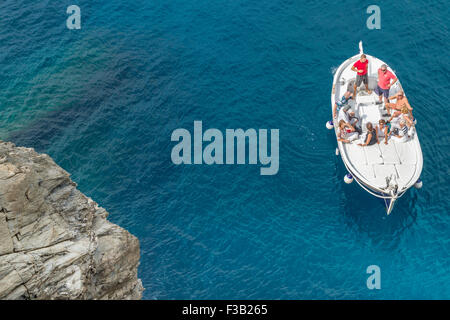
0,141,143,299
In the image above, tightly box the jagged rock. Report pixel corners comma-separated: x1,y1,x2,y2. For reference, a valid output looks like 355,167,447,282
0,141,143,299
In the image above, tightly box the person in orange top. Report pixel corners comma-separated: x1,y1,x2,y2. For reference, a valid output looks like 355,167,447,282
351,54,372,98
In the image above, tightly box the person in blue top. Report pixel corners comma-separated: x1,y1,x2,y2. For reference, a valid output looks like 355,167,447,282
333,90,352,119
377,119,391,145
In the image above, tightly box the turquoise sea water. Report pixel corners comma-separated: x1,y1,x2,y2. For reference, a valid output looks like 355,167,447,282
0,1,448,299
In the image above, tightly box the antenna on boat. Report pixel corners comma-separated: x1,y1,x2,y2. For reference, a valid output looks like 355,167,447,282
359,41,364,54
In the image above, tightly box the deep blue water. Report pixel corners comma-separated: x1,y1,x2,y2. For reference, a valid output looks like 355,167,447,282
0,1,449,299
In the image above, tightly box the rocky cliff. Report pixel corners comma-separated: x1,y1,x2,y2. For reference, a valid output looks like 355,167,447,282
0,141,143,299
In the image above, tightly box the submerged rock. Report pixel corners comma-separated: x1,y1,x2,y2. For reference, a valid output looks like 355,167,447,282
0,141,143,299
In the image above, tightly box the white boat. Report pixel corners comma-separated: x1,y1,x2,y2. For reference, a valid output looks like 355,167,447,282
330,42,423,215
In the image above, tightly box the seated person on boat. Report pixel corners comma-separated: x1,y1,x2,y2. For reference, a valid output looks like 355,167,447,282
337,120,359,143
358,122,379,146
338,106,361,134
333,90,352,119
391,119,409,142
388,109,414,129
348,112,362,134
377,119,391,145
385,91,413,118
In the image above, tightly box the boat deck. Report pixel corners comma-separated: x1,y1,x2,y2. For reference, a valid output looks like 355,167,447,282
333,55,422,193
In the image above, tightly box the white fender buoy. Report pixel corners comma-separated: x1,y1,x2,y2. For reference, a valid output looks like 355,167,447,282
326,120,334,130
335,148,339,156
414,178,422,189
344,173,353,184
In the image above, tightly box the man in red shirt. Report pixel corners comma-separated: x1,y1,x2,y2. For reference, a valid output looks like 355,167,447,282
351,54,371,98
375,64,397,104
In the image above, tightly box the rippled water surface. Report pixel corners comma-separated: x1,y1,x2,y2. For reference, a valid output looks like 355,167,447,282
0,1,448,299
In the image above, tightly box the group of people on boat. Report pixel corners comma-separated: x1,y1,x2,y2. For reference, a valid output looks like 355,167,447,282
334,54,416,146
